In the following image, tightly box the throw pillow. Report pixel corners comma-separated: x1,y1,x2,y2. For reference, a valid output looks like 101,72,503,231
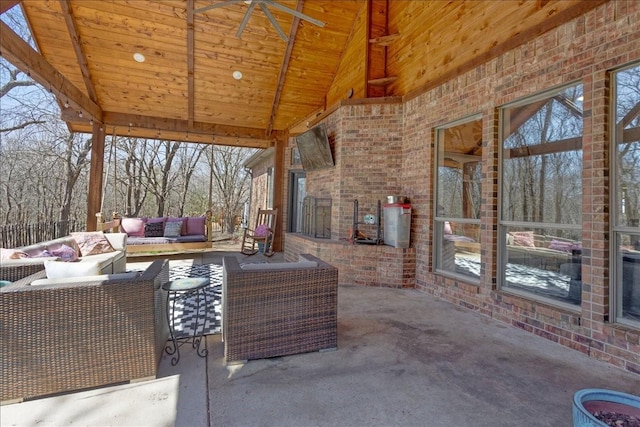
44,260,101,279
0,248,29,260
71,231,116,256
164,220,183,237
548,239,574,253
120,217,146,237
166,217,188,235
50,244,79,262
186,216,206,236
144,222,164,237
444,221,453,235
509,231,535,248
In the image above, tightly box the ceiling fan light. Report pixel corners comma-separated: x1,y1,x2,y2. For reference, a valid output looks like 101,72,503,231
232,70,243,80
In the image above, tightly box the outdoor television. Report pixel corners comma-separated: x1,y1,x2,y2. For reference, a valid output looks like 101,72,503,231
295,123,334,171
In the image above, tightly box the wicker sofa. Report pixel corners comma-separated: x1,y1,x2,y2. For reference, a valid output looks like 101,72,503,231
1,232,127,276
222,254,338,363
0,259,169,403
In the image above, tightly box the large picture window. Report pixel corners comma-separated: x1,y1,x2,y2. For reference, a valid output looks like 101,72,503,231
500,83,583,305
612,62,640,325
434,115,482,280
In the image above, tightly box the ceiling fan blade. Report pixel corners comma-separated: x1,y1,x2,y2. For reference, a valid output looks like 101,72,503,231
236,2,257,38
195,0,244,14
263,0,325,27
259,3,288,42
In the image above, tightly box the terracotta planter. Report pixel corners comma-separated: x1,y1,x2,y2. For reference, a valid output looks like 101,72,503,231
573,389,640,426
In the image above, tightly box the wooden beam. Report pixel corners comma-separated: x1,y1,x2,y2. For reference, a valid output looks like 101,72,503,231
366,0,389,98
369,33,398,46
506,136,581,159
405,0,609,102
0,0,20,14
0,21,102,120
86,121,105,231
101,111,279,140
272,135,286,252
265,0,304,136
504,99,549,139
61,110,279,148
368,76,397,86
59,0,98,104
187,0,195,129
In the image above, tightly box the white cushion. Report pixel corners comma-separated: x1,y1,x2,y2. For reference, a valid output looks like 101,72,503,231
32,271,140,286
45,260,101,279
104,233,127,251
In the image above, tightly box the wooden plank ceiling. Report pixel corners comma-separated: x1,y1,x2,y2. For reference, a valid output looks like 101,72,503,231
0,0,605,148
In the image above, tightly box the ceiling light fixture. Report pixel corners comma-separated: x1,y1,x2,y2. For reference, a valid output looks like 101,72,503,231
232,70,243,80
133,52,146,63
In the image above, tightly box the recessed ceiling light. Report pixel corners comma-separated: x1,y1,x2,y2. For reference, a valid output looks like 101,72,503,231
232,70,243,80
133,52,146,63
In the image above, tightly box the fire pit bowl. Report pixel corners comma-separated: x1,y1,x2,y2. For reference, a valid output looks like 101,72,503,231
573,388,640,427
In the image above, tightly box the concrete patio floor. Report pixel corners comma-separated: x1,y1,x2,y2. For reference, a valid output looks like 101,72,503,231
2,250,639,427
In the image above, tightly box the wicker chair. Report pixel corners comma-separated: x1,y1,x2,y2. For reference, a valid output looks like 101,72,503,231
222,254,338,363
0,261,45,283
0,259,170,403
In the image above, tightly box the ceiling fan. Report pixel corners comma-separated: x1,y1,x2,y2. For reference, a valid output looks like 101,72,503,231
194,0,325,42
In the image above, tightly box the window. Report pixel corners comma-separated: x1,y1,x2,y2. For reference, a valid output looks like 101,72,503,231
434,115,482,280
612,62,640,325
288,171,306,233
266,167,274,209
499,83,583,305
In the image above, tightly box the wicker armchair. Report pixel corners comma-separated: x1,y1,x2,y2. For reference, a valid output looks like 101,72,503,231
222,254,338,363
0,259,170,403
0,261,45,283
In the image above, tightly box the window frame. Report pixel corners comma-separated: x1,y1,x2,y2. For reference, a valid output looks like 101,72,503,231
433,113,483,282
497,81,584,309
610,60,640,327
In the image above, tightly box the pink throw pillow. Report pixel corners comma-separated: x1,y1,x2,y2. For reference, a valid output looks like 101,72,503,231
444,222,453,235
509,231,535,248
0,248,29,260
146,217,167,224
51,244,79,262
71,232,115,257
186,216,206,236
120,217,146,237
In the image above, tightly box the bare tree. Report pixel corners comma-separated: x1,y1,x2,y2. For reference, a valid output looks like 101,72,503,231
174,144,207,216
207,146,255,233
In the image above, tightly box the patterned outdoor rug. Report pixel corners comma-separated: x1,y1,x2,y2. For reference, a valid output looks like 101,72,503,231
166,264,223,337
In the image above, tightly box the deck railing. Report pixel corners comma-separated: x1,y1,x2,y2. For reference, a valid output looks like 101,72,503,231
0,220,86,248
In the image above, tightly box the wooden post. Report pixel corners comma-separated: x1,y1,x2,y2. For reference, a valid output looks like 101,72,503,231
86,121,105,231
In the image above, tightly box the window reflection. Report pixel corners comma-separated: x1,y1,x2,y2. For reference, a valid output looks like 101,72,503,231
613,63,640,324
434,116,482,280
500,83,583,304
504,227,582,304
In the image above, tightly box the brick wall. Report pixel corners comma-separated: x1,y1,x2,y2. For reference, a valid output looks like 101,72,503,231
403,1,640,375
283,1,640,374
